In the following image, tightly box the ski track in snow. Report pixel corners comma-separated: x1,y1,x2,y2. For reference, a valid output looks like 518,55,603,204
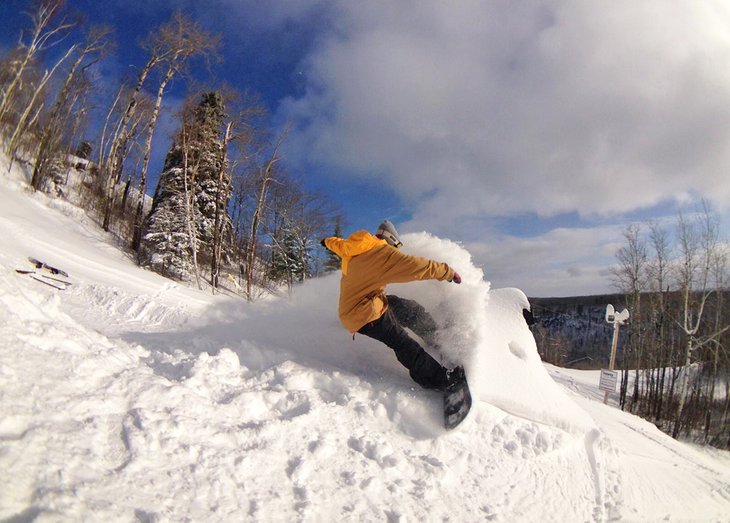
1,159,730,521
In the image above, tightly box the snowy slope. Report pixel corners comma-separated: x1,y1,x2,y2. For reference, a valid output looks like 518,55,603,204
1,157,729,522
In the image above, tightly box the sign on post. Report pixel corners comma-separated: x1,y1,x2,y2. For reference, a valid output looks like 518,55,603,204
599,369,618,393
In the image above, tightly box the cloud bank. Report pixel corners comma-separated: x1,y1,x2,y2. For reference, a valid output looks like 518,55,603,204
277,0,730,231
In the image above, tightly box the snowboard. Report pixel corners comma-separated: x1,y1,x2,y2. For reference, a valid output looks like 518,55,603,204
444,366,472,430
28,257,69,277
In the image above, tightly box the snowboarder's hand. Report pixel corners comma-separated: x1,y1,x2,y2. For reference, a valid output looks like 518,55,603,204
451,272,462,284
320,238,328,249
522,308,535,326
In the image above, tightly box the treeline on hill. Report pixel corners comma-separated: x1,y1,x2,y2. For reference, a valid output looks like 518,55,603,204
533,213,730,448
0,1,341,299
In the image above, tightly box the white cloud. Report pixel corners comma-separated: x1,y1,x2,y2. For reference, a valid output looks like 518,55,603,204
466,225,625,297
279,0,730,234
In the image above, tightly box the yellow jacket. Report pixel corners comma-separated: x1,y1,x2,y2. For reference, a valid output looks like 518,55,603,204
324,231,455,332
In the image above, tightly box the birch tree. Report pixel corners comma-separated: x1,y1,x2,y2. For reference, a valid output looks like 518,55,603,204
672,204,729,437
31,25,112,190
0,0,75,125
245,131,287,300
130,11,221,252
646,221,673,421
5,42,76,162
611,223,648,411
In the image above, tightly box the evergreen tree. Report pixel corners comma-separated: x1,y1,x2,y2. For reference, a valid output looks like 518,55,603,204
139,91,232,280
189,92,231,262
138,146,193,278
269,214,312,288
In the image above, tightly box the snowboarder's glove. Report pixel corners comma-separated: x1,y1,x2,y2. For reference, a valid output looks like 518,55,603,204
451,272,462,284
320,238,328,249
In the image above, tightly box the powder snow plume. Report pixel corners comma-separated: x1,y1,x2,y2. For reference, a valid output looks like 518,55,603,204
391,232,595,433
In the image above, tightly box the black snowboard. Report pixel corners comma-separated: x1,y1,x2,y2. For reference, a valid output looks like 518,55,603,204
444,367,472,430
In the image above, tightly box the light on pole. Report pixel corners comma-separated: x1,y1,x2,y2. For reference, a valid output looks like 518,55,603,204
601,304,629,404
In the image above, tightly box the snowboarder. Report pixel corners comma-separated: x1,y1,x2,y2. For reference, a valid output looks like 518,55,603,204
321,220,463,391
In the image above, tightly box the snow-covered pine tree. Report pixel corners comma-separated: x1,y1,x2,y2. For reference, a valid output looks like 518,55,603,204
140,91,233,280
190,92,233,268
138,146,193,279
269,211,312,289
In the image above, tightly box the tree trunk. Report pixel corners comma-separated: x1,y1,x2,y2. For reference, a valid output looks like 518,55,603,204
131,66,174,253
245,134,285,300
672,336,694,438
211,122,232,290
181,126,202,290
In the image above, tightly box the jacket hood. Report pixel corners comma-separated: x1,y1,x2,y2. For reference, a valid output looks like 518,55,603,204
326,230,386,275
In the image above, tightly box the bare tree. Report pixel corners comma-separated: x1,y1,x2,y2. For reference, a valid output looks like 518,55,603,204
31,25,113,190
245,130,287,300
611,224,648,297
228,95,267,259
101,90,154,232
5,41,77,163
103,23,175,189
102,12,217,235
672,203,730,437
646,221,673,421
0,0,75,125
96,82,125,178
704,243,729,441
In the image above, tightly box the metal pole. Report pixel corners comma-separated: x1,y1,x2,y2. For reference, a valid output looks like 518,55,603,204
603,321,620,404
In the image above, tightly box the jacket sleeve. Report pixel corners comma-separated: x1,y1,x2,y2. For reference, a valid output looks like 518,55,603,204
323,236,341,255
380,247,454,284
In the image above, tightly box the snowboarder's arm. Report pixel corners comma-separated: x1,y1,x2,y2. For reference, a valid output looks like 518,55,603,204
381,247,455,284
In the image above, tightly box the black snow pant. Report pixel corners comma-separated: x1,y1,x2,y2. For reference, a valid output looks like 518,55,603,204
358,295,448,390
386,295,440,350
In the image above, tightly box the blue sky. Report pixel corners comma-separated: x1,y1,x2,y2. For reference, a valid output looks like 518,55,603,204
2,0,729,297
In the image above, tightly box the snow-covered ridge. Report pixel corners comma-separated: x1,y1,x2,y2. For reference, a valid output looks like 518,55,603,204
1,155,729,521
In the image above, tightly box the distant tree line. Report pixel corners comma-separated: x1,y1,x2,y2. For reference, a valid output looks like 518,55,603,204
528,294,625,370
0,0,342,299
611,205,729,448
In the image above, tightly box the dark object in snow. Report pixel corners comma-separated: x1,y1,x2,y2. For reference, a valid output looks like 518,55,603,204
28,257,69,277
523,308,535,326
17,269,72,286
18,258,72,290
16,269,70,290
444,366,472,430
